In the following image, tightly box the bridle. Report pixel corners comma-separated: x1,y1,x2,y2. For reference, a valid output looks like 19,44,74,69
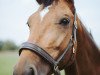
19,9,77,75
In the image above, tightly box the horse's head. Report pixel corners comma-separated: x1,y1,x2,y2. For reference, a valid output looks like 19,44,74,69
13,0,77,75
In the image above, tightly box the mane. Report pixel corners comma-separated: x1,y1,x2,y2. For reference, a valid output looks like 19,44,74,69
89,30,94,39
36,0,54,7
77,19,100,51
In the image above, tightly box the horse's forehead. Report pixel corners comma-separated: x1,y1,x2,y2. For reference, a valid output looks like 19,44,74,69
40,6,52,21
29,2,72,24
39,5,70,22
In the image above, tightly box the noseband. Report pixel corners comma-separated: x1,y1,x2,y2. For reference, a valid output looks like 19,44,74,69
19,10,77,75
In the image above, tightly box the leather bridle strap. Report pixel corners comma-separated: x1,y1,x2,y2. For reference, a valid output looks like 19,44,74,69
19,39,73,75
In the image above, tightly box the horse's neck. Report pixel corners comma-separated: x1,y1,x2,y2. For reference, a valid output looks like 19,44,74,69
75,18,100,75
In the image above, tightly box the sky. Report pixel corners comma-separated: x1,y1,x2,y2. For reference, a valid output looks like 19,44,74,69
0,0,100,47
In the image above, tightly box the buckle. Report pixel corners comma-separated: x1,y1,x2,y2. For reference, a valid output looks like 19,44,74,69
54,66,60,75
54,65,58,71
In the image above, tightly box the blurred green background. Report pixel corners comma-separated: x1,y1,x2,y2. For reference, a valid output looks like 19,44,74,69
0,51,18,75
0,40,19,75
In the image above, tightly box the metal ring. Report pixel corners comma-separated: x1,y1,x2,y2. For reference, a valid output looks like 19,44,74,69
54,65,58,71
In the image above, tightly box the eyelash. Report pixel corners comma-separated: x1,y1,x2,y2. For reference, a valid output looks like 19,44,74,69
27,22,30,27
59,18,70,26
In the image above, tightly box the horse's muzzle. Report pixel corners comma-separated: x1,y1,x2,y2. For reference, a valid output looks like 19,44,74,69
13,64,38,75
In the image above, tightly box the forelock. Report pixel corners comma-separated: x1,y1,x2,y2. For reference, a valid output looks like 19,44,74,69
36,0,54,7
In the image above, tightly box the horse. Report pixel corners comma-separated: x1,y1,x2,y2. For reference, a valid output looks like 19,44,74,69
13,0,100,75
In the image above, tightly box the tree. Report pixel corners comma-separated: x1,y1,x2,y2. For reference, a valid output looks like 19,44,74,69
0,40,19,51
0,41,4,51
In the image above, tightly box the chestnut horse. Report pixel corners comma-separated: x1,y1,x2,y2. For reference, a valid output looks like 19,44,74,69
13,0,100,75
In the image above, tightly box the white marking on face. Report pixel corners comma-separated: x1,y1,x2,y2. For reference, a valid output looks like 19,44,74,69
40,6,51,21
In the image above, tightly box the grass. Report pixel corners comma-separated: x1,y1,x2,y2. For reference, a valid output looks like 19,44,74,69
0,51,18,75
0,51,65,75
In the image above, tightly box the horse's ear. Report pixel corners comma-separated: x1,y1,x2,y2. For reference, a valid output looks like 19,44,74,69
66,0,75,13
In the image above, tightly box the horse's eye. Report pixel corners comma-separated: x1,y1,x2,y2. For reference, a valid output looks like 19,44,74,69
27,22,30,27
59,18,70,26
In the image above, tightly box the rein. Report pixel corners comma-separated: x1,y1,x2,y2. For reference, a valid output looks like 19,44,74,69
19,10,77,75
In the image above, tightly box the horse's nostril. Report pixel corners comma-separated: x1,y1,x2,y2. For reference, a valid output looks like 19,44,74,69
25,67,35,75
13,65,37,75
29,68,35,75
